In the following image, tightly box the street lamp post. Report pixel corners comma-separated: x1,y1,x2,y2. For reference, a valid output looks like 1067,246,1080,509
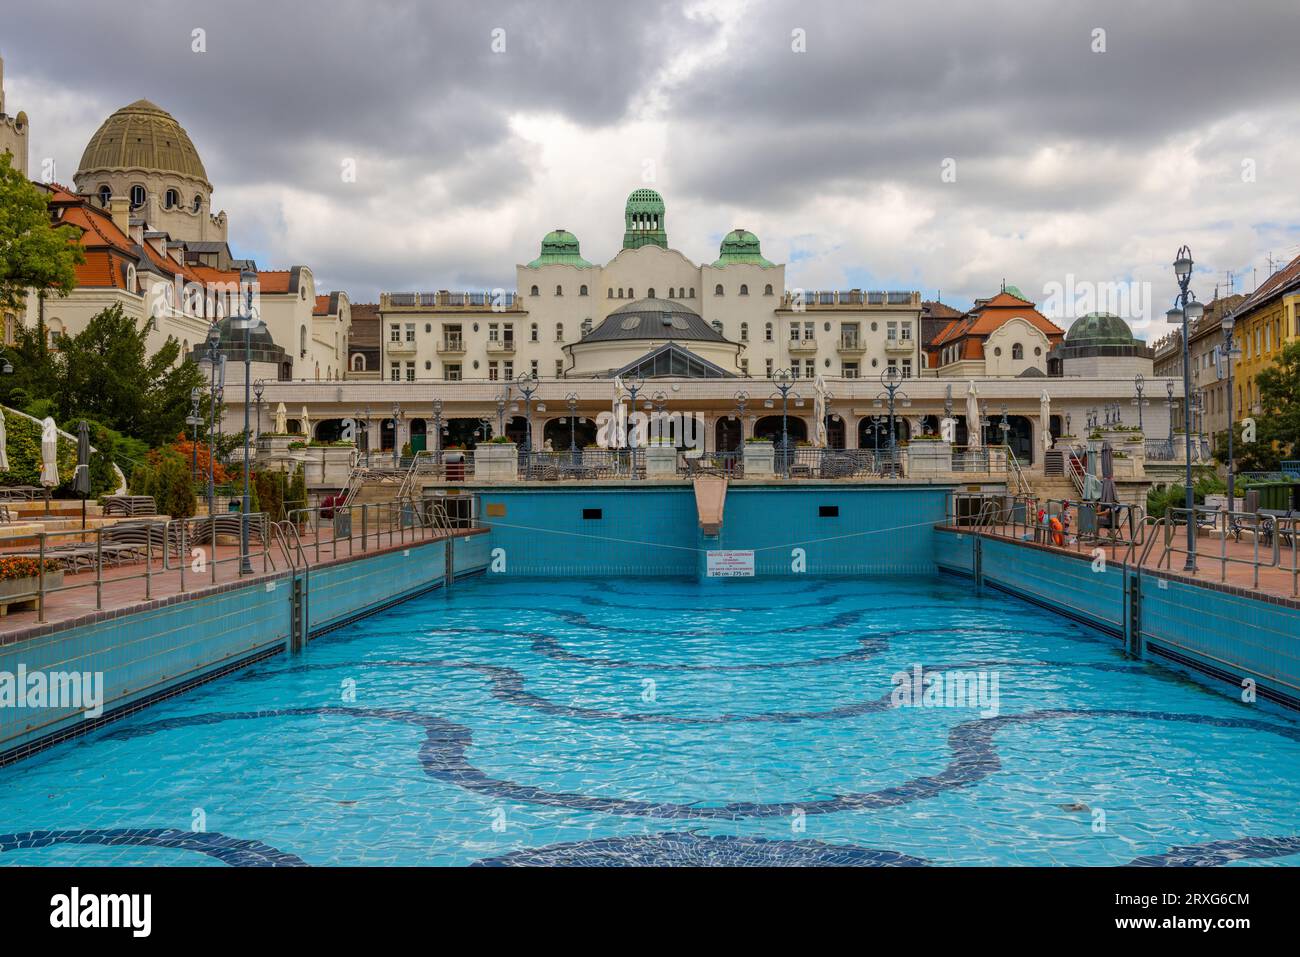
1168,246,1202,570
1166,381,1175,447
515,372,539,455
231,270,263,575
998,404,1011,448
362,405,372,465
391,403,403,468
646,390,668,446
204,323,221,518
767,369,801,478
496,387,510,438
1222,308,1238,509
186,387,202,481
1132,374,1147,432
565,392,580,452
872,367,910,476
430,399,444,461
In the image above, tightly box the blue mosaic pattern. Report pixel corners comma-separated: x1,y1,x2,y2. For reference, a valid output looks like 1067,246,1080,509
0,828,306,866
473,832,931,867
2,576,1299,866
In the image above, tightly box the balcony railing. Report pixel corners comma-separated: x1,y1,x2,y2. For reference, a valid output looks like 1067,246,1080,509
519,449,644,480
837,336,865,353
885,337,914,353
386,338,417,353
787,337,818,352
436,337,466,353
781,290,919,309
486,339,516,354
384,291,521,311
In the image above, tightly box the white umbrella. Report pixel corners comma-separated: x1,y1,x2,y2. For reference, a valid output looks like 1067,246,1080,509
813,375,829,448
965,381,981,449
610,376,626,448
0,406,8,472
300,405,312,440
39,416,59,487
274,402,287,434
1040,389,1053,453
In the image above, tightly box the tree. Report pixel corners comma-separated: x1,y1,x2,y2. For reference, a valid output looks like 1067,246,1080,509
0,152,83,312
1253,339,1300,460
54,303,209,446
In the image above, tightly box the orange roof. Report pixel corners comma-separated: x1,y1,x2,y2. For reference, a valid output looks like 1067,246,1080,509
256,270,294,293
313,294,330,315
75,250,128,288
930,290,1064,348
1238,252,1300,315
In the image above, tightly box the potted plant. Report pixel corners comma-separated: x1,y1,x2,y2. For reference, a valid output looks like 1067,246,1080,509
0,556,64,615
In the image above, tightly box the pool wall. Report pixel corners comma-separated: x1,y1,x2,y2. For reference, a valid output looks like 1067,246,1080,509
478,484,949,577
934,526,1300,709
0,531,489,765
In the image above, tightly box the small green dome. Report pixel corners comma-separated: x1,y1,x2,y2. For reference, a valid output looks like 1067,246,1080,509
527,227,592,268
1064,312,1136,346
623,188,668,250
1004,284,1026,300
625,188,664,213
712,228,773,267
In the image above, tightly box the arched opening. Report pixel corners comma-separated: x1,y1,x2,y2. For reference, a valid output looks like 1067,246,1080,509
716,416,743,451
825,414,846,449
351,353,366,372
505,415,530,446
380,418,396,451
443,417,486,449
857,415,910,450
313,418,347,443
543,415,597,451
408,417,428,453
986,414,1035,464
753,415,808,444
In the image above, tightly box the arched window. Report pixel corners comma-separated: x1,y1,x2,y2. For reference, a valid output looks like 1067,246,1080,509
740,322,749,341
647,287,656,298
579,285,588,296
352,353,366,371
689,287,695,298
530,322,539,342
764,284,773,296
164,188,179,209
530,285,539,296
618,288,624,298
739,284,749,296
765,322,773,341
714,284,724,296
555,285,563,296
193,194,203,212
130,184,146,208
627,288,634,298
97,185,111,207
1012,343,1024,360
581,318,593,336
299,326,307,356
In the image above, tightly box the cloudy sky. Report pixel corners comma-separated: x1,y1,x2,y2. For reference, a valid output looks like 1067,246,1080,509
4,0,1299,338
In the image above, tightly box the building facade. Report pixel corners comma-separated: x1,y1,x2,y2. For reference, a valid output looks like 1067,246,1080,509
0,56,29,178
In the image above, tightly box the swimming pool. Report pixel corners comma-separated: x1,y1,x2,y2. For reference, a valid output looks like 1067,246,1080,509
2,574,1299,867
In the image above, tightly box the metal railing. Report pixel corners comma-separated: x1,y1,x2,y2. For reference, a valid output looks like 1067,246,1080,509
0,494,477,625
519,449,644,481
776,447,898,478
1153,506,1299,594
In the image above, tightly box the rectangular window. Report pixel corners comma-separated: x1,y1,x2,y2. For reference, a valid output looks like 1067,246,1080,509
389,363,401,381
900,323,913,341
405,362,415,382
886,321,898,340
555,359,564,377
531,359,539,376
503,361,513,379
765,358,774,376
842,362,859,379
803,321,814,340
488,361,499,381
404,323,416,342
530,325,539,342
818,505,839,518
765,324,773,342
389,324,401,342
582,508,603,520
488,323,499,342
503,323,515,344
739,358,749,375
445,364,462,381
804,359,815,377
901,359,912,378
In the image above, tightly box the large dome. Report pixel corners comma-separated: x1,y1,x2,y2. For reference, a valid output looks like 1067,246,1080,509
581,297,728,344
1064,312,1136,346
77,99,210,184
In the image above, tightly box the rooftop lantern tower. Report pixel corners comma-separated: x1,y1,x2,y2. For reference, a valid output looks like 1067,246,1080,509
622,188,667,250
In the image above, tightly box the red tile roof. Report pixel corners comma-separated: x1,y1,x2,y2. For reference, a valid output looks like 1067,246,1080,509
1238,252,1300,315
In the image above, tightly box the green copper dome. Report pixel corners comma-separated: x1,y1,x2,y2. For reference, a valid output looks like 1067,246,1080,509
1004,284,1026,300
527,228,592,268
1064,312,1136,346
623,188,667,250
712,228,773,267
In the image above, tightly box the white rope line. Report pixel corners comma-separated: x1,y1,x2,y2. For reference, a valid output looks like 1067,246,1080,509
475,515,950,555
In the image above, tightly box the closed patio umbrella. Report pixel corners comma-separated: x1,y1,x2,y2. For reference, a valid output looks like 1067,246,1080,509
1100,440,1119,505
1039,389,1053,454
75,420,91,528
40,416,58,513
274,402,288,434
813,374,828,448
965,381,981,449
0,405,8,472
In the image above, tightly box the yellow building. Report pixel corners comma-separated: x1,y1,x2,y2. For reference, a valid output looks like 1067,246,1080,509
1234,254,1300,416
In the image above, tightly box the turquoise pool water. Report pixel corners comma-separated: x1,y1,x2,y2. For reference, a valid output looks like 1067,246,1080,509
2,575,1300,867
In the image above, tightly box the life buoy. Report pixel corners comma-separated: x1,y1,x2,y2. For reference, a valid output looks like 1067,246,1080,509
1049,516,1064,547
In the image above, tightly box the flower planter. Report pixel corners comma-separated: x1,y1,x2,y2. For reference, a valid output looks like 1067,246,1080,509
474,443,519,482
905,440,952,476
742,442,775,478
645,444,679,478
0,570,64,617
